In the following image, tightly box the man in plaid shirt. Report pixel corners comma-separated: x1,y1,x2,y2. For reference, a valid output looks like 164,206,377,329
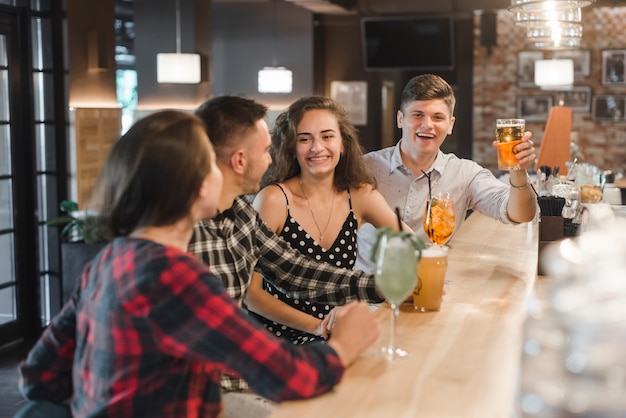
189,97,382,405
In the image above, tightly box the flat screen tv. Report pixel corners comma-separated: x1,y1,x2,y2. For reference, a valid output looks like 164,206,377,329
361,16,455,71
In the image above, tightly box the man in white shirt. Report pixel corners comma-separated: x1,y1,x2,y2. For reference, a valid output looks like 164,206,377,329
356,74,538,272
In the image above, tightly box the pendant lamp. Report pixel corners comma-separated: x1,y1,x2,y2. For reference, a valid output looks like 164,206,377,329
508,0,595,12
257,0,293,93
156,0,201,84
508,0,595,49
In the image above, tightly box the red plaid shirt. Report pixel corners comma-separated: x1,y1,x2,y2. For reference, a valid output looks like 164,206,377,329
19,238,344,417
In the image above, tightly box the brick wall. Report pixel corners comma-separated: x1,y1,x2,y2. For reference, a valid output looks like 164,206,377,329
472,7,626,175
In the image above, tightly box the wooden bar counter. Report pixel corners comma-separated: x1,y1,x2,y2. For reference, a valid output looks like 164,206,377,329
270,212,539,418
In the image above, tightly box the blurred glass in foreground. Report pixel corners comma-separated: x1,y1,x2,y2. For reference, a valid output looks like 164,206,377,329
519,204,626,417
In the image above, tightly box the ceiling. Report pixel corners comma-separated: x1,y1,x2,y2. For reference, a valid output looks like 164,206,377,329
267,0,626,16
118,0,626,19
283,0,510,15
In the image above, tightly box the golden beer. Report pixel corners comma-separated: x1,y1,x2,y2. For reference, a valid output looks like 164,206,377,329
495,119,525,171
413,246,448,312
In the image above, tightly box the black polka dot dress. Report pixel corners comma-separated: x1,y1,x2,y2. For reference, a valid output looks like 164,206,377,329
251,184,357,345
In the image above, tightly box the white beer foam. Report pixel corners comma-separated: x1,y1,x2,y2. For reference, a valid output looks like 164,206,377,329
421,246,448,258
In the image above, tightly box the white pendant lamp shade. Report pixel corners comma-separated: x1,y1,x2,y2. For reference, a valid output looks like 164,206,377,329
156,0,202,84
157,53,201,84
535,59,574,88
258,66,293,93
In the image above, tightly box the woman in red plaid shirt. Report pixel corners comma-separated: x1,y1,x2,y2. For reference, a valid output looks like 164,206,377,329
17,110,379,418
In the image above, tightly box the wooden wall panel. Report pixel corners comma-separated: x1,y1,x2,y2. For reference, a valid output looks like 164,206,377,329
74,108,121,207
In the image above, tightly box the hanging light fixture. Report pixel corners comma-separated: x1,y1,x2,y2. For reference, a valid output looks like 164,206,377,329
516,6,582,49
508,0,595,49
513,5,582,25
156,0,201,84
526,21,583,49
508,0,594,12
258,0,293,94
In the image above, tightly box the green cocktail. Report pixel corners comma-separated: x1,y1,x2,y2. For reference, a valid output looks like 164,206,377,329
375,237,418,305
374,234,419,360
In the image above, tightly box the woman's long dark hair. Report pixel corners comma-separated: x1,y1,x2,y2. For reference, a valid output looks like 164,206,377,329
89,110,214,237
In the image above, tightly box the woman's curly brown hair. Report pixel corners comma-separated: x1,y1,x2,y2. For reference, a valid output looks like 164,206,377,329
261,96,375,191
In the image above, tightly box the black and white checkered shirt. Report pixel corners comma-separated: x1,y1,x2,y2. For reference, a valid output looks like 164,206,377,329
188,196,381,391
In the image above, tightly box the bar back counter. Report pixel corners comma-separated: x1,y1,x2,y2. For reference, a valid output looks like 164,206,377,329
270,212,539,418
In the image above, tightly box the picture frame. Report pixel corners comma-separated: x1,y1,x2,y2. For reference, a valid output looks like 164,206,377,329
553,49,591,78
553,85,592,113
591,95,626,121
517,51,544,88
516,95,554,122
330,81,368,125
601,49,626,86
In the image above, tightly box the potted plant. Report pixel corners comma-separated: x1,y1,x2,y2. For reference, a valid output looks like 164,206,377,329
46,200,108,244
47,200,108,304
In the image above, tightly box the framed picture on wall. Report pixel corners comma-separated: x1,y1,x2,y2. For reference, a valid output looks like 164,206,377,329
553,49,591,78
553,85,592,113
591,95,626,121
330,81,368,125
517,51,544,87
516,95,554,122
601,49,626,86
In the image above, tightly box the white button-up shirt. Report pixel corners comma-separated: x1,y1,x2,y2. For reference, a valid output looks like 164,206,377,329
356,141,512,273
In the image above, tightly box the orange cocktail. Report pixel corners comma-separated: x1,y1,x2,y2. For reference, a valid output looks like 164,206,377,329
423,194,455,246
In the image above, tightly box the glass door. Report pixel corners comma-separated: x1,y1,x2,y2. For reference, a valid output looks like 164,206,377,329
0,2,67,347
0,18,15,336
0,11,41,344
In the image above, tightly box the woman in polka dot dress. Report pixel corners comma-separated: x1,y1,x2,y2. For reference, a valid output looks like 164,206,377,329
246,96,412,345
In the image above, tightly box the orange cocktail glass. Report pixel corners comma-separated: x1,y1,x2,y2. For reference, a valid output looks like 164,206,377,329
423,193,455,246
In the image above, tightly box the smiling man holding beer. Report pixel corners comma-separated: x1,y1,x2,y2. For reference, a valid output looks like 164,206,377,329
356,73,538,272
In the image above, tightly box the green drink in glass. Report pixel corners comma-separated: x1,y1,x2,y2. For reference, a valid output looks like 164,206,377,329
374,233,420,360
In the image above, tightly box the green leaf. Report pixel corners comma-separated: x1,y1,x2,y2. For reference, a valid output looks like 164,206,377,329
45,215,76,226
60,200,79,213
46,200,108,243
60,222,77,237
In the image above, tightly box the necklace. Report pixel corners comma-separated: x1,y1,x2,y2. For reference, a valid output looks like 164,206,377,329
299,179,335,243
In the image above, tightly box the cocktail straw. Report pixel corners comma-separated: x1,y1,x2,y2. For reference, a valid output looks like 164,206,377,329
421,170,434,240
566,157,578,182
421,170,432,201
395,207,403,231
